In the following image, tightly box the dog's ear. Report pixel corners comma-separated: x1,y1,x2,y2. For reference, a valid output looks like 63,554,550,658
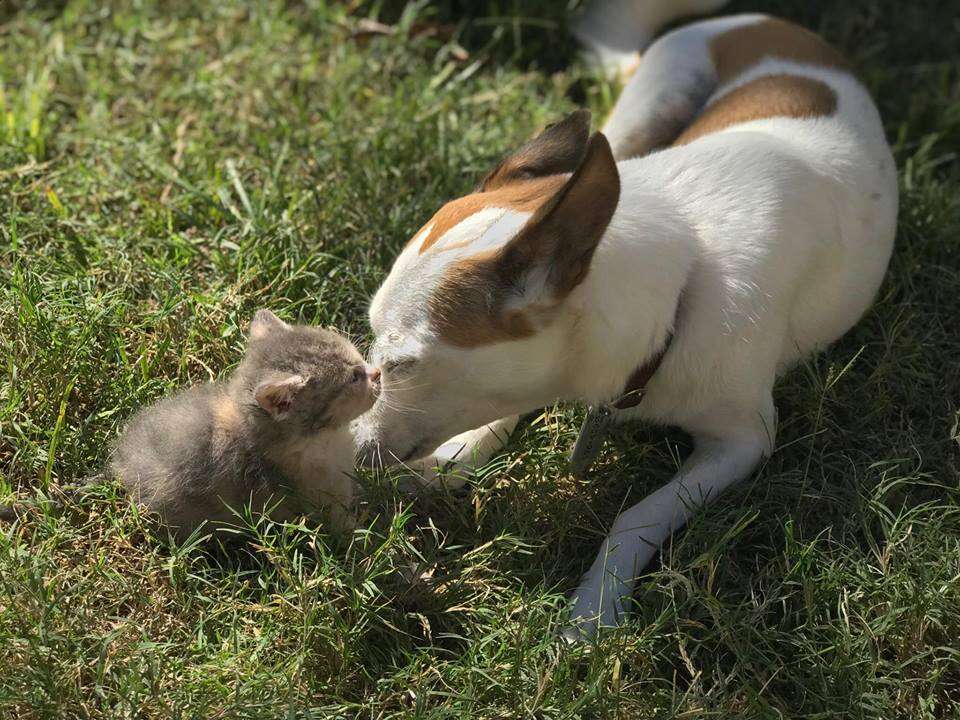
496,130,620,299
479,110,592,192
427,126,618,348
249,309,291,340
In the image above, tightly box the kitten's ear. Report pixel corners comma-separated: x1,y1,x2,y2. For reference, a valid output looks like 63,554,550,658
249,309,291,340
254,375,307,419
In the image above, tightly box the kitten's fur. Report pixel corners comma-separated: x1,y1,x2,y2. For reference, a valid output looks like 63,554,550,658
110,310,380,540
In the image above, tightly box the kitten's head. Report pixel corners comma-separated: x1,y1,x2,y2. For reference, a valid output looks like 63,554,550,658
236,310,381,434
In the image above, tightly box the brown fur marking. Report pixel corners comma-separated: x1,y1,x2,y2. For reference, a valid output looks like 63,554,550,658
209,395,242,455
479,110,590,192
429,133,620,348
428,250,536,348
711,17,850,85
673,73,837,145
416,175,567,254
211,395,240,430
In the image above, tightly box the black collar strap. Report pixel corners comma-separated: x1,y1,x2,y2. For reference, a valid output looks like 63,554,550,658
568,335,672,479
610,336,672,409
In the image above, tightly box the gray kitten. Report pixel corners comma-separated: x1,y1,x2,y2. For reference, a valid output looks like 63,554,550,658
110,309,380,540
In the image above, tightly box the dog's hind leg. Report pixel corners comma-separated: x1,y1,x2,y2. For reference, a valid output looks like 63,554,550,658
563,396,776,639
600,13,764,160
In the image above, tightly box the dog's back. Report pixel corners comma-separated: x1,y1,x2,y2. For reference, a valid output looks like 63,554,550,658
593,13,897,426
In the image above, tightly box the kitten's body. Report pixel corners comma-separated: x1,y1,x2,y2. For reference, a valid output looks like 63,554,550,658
111,310,379,540
111,385,354,536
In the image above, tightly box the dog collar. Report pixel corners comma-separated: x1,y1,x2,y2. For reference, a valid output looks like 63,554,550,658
568,336,672,479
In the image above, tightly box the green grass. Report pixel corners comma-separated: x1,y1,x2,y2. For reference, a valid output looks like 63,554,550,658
2,0,959,717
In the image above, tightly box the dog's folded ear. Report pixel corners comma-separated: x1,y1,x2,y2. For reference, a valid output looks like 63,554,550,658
497,130,620,300
428,120,619,348
479,110,592,192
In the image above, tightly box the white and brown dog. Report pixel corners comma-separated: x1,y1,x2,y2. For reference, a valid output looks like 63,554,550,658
354,0,898,638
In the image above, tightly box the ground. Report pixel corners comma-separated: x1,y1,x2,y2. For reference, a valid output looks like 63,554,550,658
1,0,958,717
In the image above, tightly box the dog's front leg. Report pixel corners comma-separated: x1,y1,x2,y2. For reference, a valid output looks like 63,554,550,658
564,408,774,640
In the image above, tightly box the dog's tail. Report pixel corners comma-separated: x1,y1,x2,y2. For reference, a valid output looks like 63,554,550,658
573,0,729,78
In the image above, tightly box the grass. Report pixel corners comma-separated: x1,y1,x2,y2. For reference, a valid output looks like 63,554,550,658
1,0,958,717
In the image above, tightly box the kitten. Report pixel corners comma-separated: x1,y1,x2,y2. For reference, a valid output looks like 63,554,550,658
109,309,380,540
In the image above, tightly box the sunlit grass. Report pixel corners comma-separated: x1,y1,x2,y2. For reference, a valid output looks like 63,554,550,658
1,0,958,717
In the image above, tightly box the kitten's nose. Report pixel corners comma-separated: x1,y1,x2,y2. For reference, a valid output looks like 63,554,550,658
367,366,381,383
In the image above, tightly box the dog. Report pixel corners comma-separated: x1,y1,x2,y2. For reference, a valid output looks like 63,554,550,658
354,0,898,638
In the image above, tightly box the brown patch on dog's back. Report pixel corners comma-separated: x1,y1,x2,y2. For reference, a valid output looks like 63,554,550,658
674,74,837,145
415,175,567,255
711,17,850,85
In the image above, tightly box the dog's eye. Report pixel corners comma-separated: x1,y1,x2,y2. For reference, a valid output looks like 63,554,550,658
384,358,415,375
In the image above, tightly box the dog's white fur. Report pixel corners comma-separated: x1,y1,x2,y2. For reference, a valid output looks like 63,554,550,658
355,3,897,637
573,0,730,79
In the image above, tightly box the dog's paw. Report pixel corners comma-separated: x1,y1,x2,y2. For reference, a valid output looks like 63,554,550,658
559,620,597,644
560,572,627,642
403,452,468,491
404,416,520,490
